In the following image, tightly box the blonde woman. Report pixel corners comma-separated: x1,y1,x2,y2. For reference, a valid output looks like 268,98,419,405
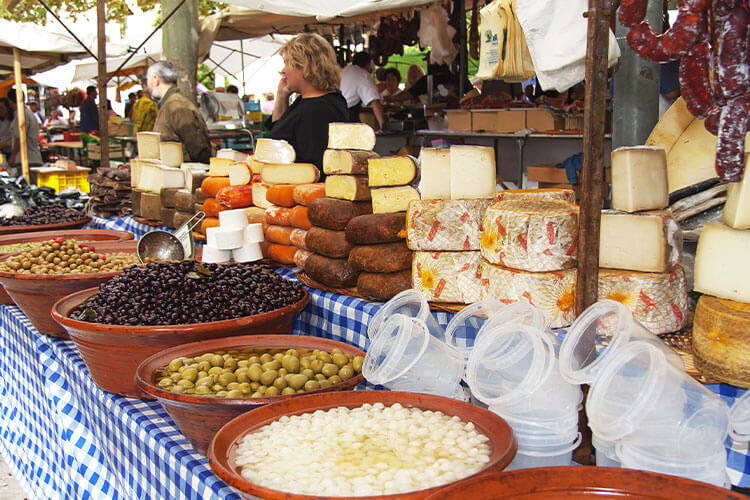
269,33,348,170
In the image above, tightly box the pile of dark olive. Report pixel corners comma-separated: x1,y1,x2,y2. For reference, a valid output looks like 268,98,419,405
70,261,305,326
155,347,364,398
0,239,148,275
0,205,85,226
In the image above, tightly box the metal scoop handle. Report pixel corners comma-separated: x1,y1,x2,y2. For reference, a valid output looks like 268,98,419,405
174,211,205,240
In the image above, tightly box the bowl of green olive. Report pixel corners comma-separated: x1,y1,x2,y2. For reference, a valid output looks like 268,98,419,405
135,334,365,455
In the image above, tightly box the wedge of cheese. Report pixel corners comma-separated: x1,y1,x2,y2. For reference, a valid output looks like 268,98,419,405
611,146,669,212
325,175,371,201
249,157,265,174
140,166,185,193
480,262,577,328
599,210,681,273
159,142,183,168
371,186,420,214
217,149,248,163
209,157,235,177
137,131,160,159
368,156,418,187
260,163,320,185
407,199,493,251
251,182,273,209
598,266,688,334
413,251,483,303
497,188,576,204
419,148,451,200
327,122,376,150
323,149,378,175
723,156,750,229
450,145,496,199
481,199,579,272
694,223,750,302
254,138,295,164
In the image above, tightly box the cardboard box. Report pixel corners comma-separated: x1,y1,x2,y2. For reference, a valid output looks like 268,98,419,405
446,110,471,131
471,109,525,133
553,113,584,131
525,109,556,132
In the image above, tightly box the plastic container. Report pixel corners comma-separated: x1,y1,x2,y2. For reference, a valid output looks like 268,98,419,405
559,299,684,386
35,167,90,193
729,390,750,442
362,313,464,399
367,289,444,342
493,366,583,421
586,341,730,446
465,323,557,406
593,434,620,468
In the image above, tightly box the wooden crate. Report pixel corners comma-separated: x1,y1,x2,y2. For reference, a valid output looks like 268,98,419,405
471,109,525,133
446,110,471,131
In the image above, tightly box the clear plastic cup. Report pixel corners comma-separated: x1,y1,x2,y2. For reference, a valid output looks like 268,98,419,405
443,299,505,360
559,299,684,386
362,313,464,398
593,434,620,467
587,341,730,446
465,323,556,406
367,289,445,342
493,367,583,422
729,390,750,442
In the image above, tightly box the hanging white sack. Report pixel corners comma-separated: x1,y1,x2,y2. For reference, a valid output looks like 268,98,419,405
418,3,457,65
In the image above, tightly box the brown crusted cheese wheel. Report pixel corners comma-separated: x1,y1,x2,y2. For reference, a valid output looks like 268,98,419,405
305,227,353,259
345,213,406,245
348,242,412,273
307,197,372,230
357,270,412,301
304,253,359,288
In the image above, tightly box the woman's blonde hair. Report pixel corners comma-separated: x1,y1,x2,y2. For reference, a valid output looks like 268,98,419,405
280,33,341,92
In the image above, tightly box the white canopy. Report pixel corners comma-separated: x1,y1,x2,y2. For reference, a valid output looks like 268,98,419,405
205,34,291,78
221,0,438,21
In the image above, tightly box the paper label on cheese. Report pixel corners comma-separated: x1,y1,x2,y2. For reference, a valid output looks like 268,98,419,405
497,188,576,204
413,251,483,304
600,210,682,273
479,262,577,328
407,199,493,251
598,266,688,334
481,199,579,272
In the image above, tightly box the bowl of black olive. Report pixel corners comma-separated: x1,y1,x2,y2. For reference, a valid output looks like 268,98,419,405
0,205,90,235
51,261,310,397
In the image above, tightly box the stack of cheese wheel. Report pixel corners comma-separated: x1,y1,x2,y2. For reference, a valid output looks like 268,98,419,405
410,146,497,304
479,193,579,327
692,154,750,386
302,123,379,288
262,183,324,266
597,146,688,334
202,208,264,264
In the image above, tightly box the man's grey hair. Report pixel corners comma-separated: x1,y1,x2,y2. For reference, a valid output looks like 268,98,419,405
150,60,178,85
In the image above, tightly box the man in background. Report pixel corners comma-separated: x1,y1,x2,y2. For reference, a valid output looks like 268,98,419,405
28,101,43,125
4,89,42,176
79,85,99,133
124,92,136,121
340,52,385,130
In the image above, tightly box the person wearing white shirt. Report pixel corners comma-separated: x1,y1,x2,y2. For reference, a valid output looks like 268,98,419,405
340,52,385,130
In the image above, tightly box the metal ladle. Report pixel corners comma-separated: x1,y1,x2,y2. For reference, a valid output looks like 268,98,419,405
137,211,205,263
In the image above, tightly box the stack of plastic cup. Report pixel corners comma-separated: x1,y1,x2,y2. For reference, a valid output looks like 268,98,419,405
367,289,445,342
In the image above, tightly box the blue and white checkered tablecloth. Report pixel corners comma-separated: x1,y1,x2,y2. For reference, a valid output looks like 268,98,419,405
85,214,170,239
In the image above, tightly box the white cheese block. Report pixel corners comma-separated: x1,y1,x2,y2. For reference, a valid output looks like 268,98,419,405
228,162,252,186
371,185,420,214
368,156,418,187
600,210,681,273
419,148,451,200
202,245,232,264
327,122,376,150
217,149,248,163
251,183,273,209
135,160,161,191
325,175,371,201
209,157,234,177
205,226,221,248
210,227,244,250
249,157,265,174
449,145,496,199
130,159,142,188
137,132,161,159
232,242,263,263
260,163,320,185
183,168,208,193
694,223,750,302
141,166,185,192
611,146,669,212
413,251,483,303
159,141,183,167
323,149,379,175
723,157,750,229
254,138,296,164
219,208,251,230
244,223,264,244
481,199,579,272
407,199,493,251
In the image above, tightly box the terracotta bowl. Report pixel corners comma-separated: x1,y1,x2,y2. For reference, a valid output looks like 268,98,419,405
0,240,146,337
423,467,744,499
0,229,134,305
208,391,518,500
135,334,365,455
52,286,310,398
0,216,91,235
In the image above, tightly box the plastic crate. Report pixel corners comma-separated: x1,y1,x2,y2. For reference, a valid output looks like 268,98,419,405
35,168,90,193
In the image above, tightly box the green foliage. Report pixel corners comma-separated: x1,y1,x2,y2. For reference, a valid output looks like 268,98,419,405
197,63,215,91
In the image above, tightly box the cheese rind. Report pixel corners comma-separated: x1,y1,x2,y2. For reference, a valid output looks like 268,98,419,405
599,210,681,273
209,157,234,177
598,266,688,334
325,175,371,201
260,163,320,185
481,199,579,272
137,132,160,159
497,188,576,204
611,146,669,212
419,148,451,200
140,192,161,221
723,157,750,229
479,262,577,328
371,186,420,214
450,145,496,199
254,138,296,164
228,162,252,186
413,251,483,304
327,123,376,150
323,149,378,175
694,222,750,302
159,142,183,167
407,199,493,251
367,156,417,187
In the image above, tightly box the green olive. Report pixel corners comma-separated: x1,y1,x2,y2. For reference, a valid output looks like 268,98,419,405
211,383,224,392
281,387,296,396
237,360,249,368
261,360,281,371
332,353,349,368
167,358,183,371
251,392,263,398
286,349,299,357
339,366,354,380
265,386,280,397
170,385,185,394
226,389,243,398
282,355,300,373
319,379,332,389
247,365,263,382
209,354,224,367
352,356,364,372
277,368,288,377
260,370,278,386
300,358,311,370
329,375,342,384
248,356,261,365
301,368,314,379
273,352,284,361
196,376,214,387
181,367,198,382
216,390,229,397
316,352,332,364
208,366,223,376
238,382,252,394
314,373,327,382
287,373,308,390
157,377,173,387
304,380,321,392
321,363,339,378
273,377,287,390
223,358,238,371
250,382,260,390
260,353,273,364
195,385,211,394
226,382,240,390
197,361,211,372
217,372,236,386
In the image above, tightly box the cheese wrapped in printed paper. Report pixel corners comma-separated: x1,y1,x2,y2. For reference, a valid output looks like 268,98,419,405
597,266,688,334
407,199,493,251
497,188,576,204
479,261,577,328
600,210,682,273
481,199,579,271
413,251,483,304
